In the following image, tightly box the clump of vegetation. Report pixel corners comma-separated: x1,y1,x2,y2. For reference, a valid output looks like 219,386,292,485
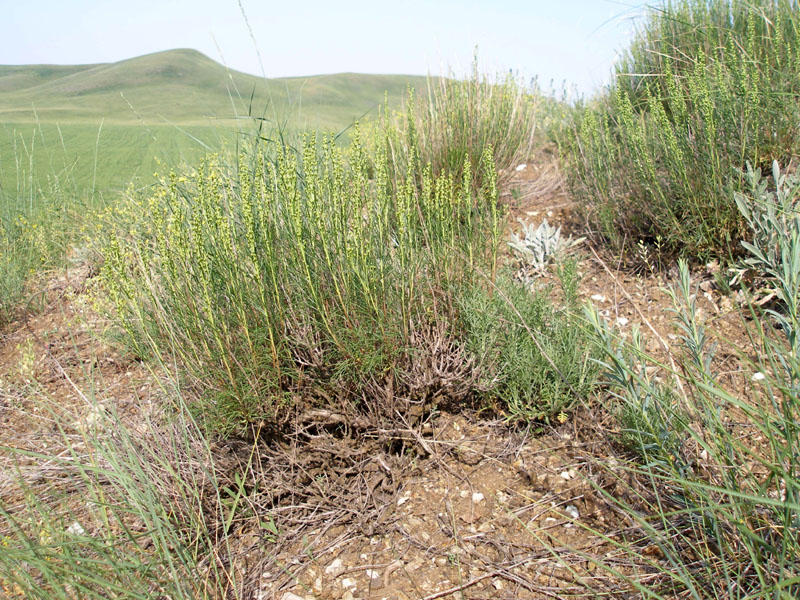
0,128,78,325
563,0,800,264
379,57,538,191
100,60,588,436
461,261,597,422
0,210,56,324
508,217,584,278
102,128,507,436
584,164,800,598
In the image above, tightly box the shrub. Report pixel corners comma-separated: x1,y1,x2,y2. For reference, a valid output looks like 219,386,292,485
507,217,584,279
102,129,503,436
460,260,598,422
563,0,800,264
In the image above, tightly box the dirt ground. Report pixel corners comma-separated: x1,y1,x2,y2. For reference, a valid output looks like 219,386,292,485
0,154,758,599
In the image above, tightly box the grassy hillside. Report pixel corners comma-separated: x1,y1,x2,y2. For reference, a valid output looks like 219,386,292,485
0,49,426,128
0,49,428,196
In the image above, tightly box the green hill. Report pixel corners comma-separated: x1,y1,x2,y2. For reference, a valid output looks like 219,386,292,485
0,49,425,128
0,49,427,197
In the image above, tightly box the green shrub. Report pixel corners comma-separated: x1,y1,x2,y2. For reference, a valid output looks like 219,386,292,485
563,0,800,264
460,260,598,422
102,129,503,436
583,164,800,598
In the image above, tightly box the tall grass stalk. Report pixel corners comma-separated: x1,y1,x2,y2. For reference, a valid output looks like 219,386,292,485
378,57,538,190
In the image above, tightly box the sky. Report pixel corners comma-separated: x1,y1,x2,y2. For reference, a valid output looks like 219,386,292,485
1,0,650,95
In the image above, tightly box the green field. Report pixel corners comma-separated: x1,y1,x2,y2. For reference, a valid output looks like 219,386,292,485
0,48,427,196
0,122,240,200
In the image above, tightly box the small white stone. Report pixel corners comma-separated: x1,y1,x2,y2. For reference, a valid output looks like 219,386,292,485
325,558,344,575
471,492,485,503
366,569,380,580
590,294,607,303
615,317,629,327
564,505,580,519
515,163,527,172
66,522,85,536
341,577,356,589
397,494,411,506
281,593,304,600
560,471,572,481
752,372,766,381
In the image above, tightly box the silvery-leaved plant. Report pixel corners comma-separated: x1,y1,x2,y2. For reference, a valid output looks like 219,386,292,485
508,218,584,278
734,161,800,358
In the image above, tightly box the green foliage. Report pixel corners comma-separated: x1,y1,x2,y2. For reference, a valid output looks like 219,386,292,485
378,57,538,190
0,130,77,325
102,128,503,436
592,317,690,465
507,217,584,277
563,0,800,264
459,262,598,422
584,165,800,598
0,209,60,325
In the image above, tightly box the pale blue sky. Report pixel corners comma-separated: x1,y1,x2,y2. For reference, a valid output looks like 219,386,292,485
2,0,649,94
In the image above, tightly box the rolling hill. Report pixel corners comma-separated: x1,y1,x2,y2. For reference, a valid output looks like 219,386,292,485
0,49,428,196
0,48,426,128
